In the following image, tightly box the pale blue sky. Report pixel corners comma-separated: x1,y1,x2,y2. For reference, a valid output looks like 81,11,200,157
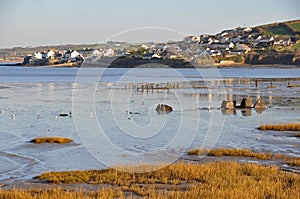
0,0,299,48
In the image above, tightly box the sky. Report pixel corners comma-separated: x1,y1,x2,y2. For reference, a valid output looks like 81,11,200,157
0,0,299,48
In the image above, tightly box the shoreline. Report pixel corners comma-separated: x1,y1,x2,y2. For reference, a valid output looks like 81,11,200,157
0,62,299,68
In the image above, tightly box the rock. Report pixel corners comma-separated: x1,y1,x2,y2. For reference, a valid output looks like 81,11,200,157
59,113,69,117
221,100,236,109
59,112,72,117
253,99,266,112
240,97,252,108
156,104,173,114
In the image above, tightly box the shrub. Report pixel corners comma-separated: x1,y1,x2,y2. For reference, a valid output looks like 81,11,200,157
258,123,300,131
30,137,73,144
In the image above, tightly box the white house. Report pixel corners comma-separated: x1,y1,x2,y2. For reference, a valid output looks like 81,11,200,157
243,27,252,33
47,50,56,59
104,48,115,57
71,50,80,58
274,37,291,46
34,52,43,59
152,53,161,59
228,42,235,49
34,52,46,59
92,49,103,56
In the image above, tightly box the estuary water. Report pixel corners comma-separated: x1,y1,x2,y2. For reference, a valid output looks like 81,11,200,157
0,65,300,182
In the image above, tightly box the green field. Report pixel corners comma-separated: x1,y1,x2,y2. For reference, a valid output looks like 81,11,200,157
259,19,300,36
264,25,294,36
288,21,300,32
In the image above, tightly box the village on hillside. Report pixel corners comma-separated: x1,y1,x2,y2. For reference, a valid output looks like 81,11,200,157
1,20,300,67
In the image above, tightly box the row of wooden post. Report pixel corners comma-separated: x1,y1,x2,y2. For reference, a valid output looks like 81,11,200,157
124,82,181,93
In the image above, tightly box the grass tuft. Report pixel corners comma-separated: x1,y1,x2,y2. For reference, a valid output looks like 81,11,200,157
188,148,273,160
29,137,73,144
288,158,300,167
296,133,300,138
258,123,300,131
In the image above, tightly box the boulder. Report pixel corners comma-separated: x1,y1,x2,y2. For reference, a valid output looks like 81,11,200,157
156,104,173,114
221,100,236,109
253,99,266,111
240,97,252,108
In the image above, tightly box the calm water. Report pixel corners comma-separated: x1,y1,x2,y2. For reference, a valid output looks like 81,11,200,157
0,65,300,182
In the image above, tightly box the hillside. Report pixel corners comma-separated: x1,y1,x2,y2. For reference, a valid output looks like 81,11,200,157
257,19,300,36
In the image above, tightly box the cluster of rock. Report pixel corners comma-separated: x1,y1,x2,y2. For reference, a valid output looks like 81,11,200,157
221,97,266,110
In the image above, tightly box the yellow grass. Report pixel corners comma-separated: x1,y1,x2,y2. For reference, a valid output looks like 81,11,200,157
296,133,300,137
258,123,300,131
0,188,124,199
29,137,73,144
2,162,300,198
287,158,300,167
188,148,273,160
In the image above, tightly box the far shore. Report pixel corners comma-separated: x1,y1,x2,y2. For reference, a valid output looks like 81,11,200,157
0,62,299,68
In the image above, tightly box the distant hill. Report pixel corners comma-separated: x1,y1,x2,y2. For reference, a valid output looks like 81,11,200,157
257,19,300,36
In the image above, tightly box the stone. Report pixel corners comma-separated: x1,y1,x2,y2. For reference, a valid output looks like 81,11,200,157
221,100,236,109
156,104,173,114
240,97,252,108
253,99,266,114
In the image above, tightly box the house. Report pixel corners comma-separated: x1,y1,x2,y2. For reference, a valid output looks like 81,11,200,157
243,27,252,33
70,50,84,62
104,48,114,57
208,43,228,50
71,50,80,58
64,50,72,58
152,53,162,59
34,52,46,59
219,37,229,43
254,36,274,47
220,29,235,36
210,50,222,56
92,49,103,56
228,42,235,49
183,36,200,43
274,37,291,46
239,35,252,44
47,50,56,59
236,44,251,53
142,53,154,60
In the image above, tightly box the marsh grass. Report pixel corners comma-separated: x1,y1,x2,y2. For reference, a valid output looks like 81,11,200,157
29,137,73,144
287,158,300,167
296,133,300,138
258,123,300,131
188,148,300,168
0,188,124,199
3,162,300,198
187,148,273,160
